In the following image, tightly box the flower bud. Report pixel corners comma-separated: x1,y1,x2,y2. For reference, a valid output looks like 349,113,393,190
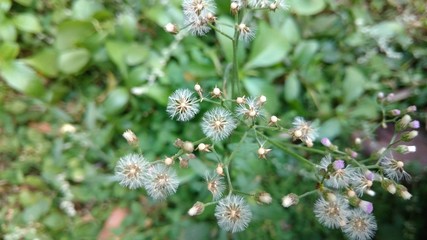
179,157,189,168
197,143,211,152
409,120,420,129
188,202,205,216
269,2,278,11
282,193,299,208
257,147,271,159
212,86,221,98
381,179,396,194
321,138,331,147
359,200,374,214
216,164,224,175
354,137,362,145
397,185,412,200
122,129,138,145
396,114,411,131
258,95,267,105
194,83,202,92
396,145,416,154
164,157,174,166
236,96,246,104
347,189,356,198
401,131,418,142
164,23,178,34
256,192,272,205
406,105,417,113
182,141,194,153
389,109,401,116
377,92,385,100
269,115,280,125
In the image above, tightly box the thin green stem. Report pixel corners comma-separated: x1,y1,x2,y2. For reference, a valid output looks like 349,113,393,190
299,189,319,199
226,131,248,165
225,165,233,195
208,23,233,41
233,190,255,197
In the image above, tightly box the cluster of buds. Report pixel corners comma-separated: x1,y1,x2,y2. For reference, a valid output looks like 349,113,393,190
175,138,195,153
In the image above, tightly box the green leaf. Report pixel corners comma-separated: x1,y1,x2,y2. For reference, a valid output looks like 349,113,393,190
289,0,326,15
102,88,129,115
58,48,90,74
1,61,45,97
343,67,366,104
0,20,17,42
13,13,42,33
246,22,290,69
23,198,51,223
24,48,59,77
0,42,19,62
143,84,169,106
105,40,129,78
0,0,11,12
284,72,301,102
56,20,95,50
72,0,103,20
243,77,279,113
125,44,148,66
318,118,341,139
281,17,301,44
293,40,319,67
14,0,32,6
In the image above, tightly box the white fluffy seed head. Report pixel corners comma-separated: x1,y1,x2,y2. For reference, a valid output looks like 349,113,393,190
215,195,252,233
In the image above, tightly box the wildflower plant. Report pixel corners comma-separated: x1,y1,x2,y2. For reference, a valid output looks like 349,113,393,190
112,1,421,239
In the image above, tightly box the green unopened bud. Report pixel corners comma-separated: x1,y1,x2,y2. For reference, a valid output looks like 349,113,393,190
381,179,396,194
396,114,411,131
397,185,412,200
401,131,418,142
395,145,416,154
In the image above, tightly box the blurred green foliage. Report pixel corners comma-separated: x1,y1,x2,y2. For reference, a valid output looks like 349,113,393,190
0,0,426,239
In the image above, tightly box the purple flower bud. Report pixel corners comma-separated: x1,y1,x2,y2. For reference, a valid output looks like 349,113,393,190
364,170,374,181
390,109,401,116
351,151,358,158
321,138,331,147
332,160,345,170
359,200,374,214
409,120,420,129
